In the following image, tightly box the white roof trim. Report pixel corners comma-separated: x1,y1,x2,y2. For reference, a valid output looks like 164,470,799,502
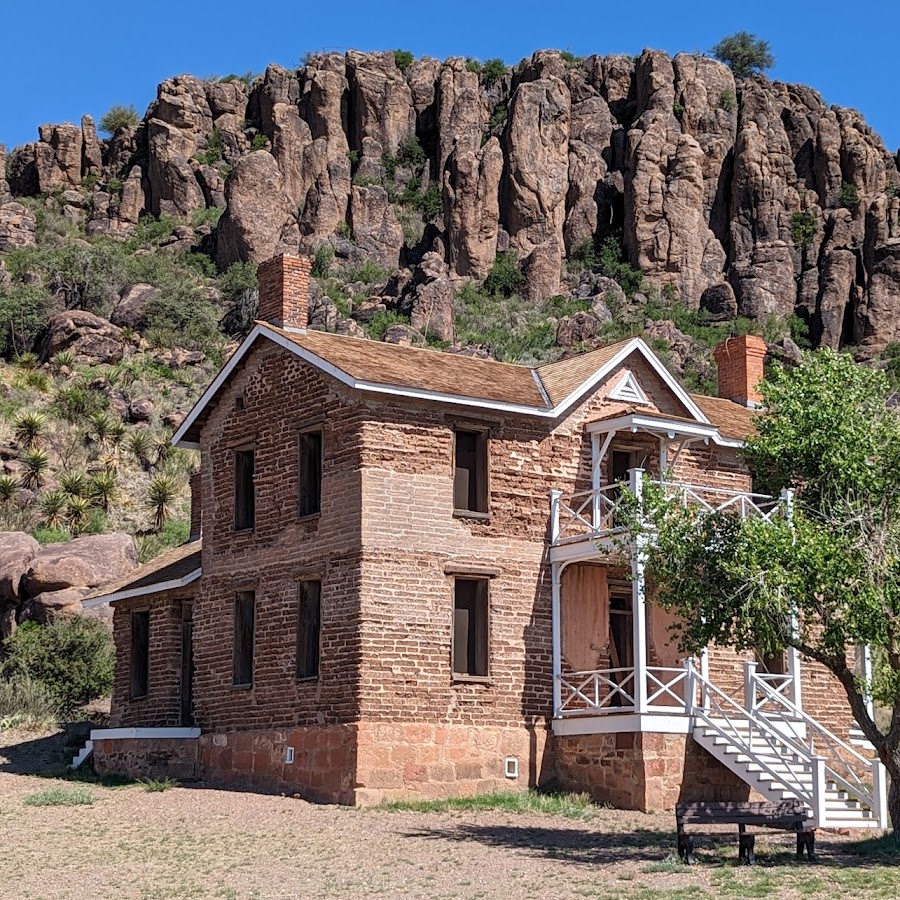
82,567,201,608
608,369,650,405
172,330,711,449
585,413,743,447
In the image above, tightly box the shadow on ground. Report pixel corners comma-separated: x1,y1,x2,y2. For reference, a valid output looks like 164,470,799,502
0,730,69,777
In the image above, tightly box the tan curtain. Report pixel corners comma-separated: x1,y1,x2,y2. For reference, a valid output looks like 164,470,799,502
561,565,609,671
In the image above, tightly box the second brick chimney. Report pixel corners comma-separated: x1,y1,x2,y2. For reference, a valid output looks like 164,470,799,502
713,334,767,407
257,254,312,330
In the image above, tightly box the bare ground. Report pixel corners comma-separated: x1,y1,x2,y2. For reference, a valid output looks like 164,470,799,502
0,729,895,900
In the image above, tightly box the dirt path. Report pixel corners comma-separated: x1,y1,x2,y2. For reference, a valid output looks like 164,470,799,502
0,729,893,900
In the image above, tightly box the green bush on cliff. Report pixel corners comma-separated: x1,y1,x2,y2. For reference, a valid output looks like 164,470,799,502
711,32,775,79
98,104,139,135
2,618,114,713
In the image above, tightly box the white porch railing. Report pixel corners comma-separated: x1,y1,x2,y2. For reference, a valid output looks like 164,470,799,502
557,665,688,717
550,474,783,546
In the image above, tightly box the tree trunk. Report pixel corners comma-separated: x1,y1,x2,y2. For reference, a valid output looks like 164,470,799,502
888,751,900,836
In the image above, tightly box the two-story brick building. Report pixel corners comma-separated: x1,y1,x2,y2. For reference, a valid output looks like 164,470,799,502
83,255,887,828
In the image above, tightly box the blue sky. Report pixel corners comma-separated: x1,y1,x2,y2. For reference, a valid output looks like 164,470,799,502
1,0,898,153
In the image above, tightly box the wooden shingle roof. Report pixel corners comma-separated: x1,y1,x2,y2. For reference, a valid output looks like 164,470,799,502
534,340,635,407
690,394,759,441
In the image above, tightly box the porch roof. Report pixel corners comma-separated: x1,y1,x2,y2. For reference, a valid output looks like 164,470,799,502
82,541,202,608
585,409,728,444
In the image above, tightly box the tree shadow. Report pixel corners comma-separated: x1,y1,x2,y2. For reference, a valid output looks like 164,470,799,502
401,821,674,866
0,730,70,777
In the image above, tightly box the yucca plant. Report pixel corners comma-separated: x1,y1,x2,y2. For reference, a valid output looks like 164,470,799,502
93,452,120,475
66,495,93,535
13,412,48,451
145,474,179,531
154,431,174,467
14,352,39,370
109,421,128,450
87,412,114,450
20,448,50,491
129,430,153,472
51,351,76,371
89,470,118,511
59,471,89,498
0,475,19,505
38,490,69,529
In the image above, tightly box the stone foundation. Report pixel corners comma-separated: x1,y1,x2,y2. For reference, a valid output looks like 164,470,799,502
553,731,759,812
93,737,199,781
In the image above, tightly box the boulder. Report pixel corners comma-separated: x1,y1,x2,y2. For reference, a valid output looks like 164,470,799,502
0,532,40,603
557,311,599,347
398,252,456,342
700,282,738,322
0,201,37,251
128,398,155,422
349,184,403,270
20,587,90,623
35,123,83,192
38,311,126,365
23,534,138,597
111,283,158,330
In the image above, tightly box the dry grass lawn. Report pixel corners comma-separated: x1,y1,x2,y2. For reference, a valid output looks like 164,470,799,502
1,728,898,900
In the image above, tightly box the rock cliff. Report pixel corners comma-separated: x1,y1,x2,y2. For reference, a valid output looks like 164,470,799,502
4,48,900,355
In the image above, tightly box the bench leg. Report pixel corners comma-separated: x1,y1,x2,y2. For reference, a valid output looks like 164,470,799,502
796,831,816,862
677,828,695,865
738,830,755,865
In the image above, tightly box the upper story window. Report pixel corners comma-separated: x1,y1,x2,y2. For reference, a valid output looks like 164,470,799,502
453,429,489,515
130,609,150,700
233,590,255,687
298,430,323,518
234,449,255,531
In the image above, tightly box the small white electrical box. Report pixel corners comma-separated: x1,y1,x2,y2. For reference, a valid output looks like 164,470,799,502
504,756,519,779
285,747,295,764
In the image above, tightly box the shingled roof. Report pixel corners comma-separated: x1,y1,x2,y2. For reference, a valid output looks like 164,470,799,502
173,326,750,448
82,541,202,607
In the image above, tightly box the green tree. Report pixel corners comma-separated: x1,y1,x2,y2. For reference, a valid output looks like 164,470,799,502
0,284,55,358
711,31,775,79
99,104,140,135
2,618,114,712
632,349,900,832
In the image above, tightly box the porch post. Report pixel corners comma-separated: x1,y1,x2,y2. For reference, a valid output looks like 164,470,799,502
630,467,648,714
861,644,875,722
591,433,601,528
782,487,803,713
551,560,562,717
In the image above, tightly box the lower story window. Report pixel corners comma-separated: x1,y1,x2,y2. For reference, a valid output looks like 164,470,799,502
297,580,321,680
233,591,255,687
130,609,150,699
452,578,489,678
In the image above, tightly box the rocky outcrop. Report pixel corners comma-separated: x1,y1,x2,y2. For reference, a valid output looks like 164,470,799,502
111,283,158,330
23,534,137,597
0,532,39,605
38,311,126,365
3,48,900,353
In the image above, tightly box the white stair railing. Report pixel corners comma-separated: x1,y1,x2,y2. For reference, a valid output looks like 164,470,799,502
684,659,821,819
748,666,887,827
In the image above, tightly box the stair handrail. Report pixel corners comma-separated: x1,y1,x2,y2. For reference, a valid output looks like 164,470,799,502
684,660,819,814
750,669,880,816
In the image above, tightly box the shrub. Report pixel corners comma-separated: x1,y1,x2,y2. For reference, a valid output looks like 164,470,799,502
0,476,18,504
219,261,259,340
38,490,68,530
54,386,107,423
393,50,414,72
133,214,176,245
673,102,685,119
344,260,389,285
839,182,859,209
415,182,442,221
790,210,817,250
128,430,154,471
718,90,737,112
483,251,525,298
488,102,508,131
99,104,139,135
365,310,408,342
144,290,222,352
559,50,582,67
195,128,224,166
311,243,335,277
465,58,482,74
711,31,775,79
0,673,61,731
250,133,269,151
59,472,89,498
397,134,426,170
190,206,224,228
0,283,55,359
140,777,179,792
596,236,644,295
136,518,190,563
20,448,50,490
13,412,47,450
2,618,114,712
482,58,508,84
66,495,94,535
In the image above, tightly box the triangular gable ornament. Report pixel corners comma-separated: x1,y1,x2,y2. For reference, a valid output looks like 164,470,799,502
608,369,650,405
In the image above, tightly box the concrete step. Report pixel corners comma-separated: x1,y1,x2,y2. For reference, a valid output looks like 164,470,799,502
69,739,93,770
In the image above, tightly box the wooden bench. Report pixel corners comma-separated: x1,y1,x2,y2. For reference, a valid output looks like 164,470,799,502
675,801,815,864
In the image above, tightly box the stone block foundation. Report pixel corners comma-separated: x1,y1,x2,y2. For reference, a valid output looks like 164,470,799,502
93,737,199,781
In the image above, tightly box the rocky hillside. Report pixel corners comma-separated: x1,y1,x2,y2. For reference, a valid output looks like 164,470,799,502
4,47,900,359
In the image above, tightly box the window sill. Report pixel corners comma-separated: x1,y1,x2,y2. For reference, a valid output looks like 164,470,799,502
296,675,320,684
233,527,255,535
231,682,253,691
452,674,492,685
130,694,148,702
296,512,321,524
453,509,491,521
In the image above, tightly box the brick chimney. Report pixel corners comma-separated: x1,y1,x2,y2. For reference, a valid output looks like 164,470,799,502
713,335,767,407
189,471,202,541
257,254,311,330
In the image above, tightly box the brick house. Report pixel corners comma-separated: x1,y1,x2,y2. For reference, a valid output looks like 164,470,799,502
84,255,886,827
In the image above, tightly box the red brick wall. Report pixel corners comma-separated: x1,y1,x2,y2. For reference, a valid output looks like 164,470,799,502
109,592,192,728
257,255,311,329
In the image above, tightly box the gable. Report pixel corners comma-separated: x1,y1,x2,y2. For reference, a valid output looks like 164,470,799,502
607,369,650,405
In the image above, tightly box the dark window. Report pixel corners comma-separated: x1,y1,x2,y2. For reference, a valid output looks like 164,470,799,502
233,591,255,686
130,610,150,699
299,431,323,518
452,578,489,677
297,580,321,679
453,430,489,514
234,449,255,531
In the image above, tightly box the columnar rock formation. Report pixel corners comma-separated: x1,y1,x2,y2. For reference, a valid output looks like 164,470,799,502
5,49,900,353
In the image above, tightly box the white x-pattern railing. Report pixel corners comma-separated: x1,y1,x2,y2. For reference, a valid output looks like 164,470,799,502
550,474,783,547
557,665,687,716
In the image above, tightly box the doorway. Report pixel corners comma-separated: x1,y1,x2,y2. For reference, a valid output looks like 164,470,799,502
608,587,634,706
180,601,194,727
